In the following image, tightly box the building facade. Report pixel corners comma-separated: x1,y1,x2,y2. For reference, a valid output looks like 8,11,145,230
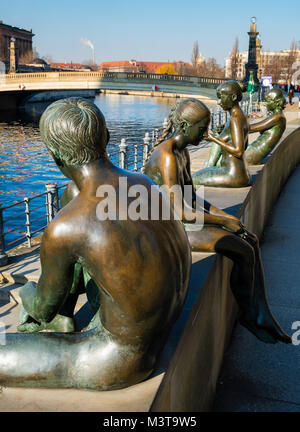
99,60,192,74
225,48,300,84
0,20,34,65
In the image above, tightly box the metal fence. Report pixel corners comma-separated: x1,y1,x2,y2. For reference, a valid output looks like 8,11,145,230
0,100,262,265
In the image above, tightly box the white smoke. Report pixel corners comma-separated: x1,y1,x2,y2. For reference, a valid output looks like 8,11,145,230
81,38,95,64
81,38,94,51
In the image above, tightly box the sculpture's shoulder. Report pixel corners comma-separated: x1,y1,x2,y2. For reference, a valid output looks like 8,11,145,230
60,181,80,207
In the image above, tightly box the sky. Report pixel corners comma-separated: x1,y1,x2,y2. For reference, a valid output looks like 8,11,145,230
1,0,299,66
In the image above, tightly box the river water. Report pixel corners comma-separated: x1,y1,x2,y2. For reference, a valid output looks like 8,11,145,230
0,94,214,248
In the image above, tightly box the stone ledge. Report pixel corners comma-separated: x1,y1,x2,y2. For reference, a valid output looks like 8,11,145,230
0,127,299,411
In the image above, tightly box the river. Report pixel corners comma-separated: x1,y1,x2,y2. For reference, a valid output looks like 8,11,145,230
0,94,214,248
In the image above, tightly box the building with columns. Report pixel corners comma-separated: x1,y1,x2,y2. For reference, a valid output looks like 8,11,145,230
225,47,300,83
0,20,34,66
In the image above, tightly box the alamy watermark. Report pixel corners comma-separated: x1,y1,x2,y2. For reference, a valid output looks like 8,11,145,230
95,177,205,228
291,321,300,346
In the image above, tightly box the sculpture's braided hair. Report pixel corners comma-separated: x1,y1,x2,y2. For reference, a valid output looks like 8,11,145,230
142,99,210,173
141,103,178,173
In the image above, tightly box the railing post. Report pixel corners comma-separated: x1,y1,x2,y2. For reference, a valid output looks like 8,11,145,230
24,197,32,248
46,183,59,223
134,144,138,172
119,138,128,169
0,204,8,266
143,132,151,165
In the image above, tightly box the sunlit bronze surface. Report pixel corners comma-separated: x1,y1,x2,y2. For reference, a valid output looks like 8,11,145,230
0,98,191,390
144,98,291,345
245,88,286,164
192,81,251,188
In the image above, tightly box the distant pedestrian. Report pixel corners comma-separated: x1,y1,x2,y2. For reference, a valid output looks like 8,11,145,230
288,87,294,105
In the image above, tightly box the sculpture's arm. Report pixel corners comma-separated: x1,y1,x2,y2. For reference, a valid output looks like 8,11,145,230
161,153,243,232
20,224,75,323
207,116,244,158
249,114,281,133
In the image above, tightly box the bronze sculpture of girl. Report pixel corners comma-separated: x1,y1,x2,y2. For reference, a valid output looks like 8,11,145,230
192,81,251,188
205,88,286,167
143,98,291,345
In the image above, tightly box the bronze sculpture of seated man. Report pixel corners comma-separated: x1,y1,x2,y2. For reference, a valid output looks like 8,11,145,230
143,98,291,345
0,98,191,391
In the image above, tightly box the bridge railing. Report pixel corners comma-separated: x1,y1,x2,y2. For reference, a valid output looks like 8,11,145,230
2,71,227,87
0,101,262,263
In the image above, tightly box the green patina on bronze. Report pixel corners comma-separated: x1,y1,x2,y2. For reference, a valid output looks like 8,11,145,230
192,81,251,188
204,88,287,168
245,88,286,164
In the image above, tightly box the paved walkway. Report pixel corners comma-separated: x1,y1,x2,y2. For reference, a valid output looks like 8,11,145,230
213,163,300,412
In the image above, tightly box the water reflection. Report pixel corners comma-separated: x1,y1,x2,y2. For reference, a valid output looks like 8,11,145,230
0,94,214,246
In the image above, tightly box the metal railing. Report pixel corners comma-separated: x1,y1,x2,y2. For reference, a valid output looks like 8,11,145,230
0,183,66,265
0,100,263,264
2,70,228,87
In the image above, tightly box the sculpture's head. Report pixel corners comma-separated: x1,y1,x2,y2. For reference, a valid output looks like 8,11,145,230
40,98,109,178
170,98,211,146
216,80,247,111
264,88,286,113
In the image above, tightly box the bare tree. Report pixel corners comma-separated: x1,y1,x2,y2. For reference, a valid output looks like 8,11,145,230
263,53,284,83
205,58,218,78
191,41,200,73
284,39,298,83
32,46,39,59
230,37,239,80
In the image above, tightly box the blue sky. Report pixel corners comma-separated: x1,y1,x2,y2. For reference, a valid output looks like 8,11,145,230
1,0,299,65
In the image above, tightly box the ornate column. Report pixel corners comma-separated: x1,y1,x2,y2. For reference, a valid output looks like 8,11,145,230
243,17,259,90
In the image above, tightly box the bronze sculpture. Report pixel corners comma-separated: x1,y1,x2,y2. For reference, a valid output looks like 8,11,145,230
0,98,191,390
143,98,291,345
246,88,286,164
205,88,287,167
192,81,251,188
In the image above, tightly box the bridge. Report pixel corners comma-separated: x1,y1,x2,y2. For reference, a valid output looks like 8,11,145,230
0,71,226,109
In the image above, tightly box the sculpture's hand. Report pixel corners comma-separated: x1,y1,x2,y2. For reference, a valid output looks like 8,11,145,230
222,216,245,234
202,130,209,140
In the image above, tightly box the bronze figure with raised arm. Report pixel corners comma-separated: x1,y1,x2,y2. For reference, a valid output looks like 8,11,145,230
245,88,286,164
143,98,291,345
205,88,287,167
192,81,251,188
0,98,191,390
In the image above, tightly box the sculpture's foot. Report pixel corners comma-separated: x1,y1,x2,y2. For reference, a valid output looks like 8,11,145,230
42,314,75,333
18,310,75,333
239,312,291,344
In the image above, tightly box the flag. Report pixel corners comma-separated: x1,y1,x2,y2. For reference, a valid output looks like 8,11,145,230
247,71,255,94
